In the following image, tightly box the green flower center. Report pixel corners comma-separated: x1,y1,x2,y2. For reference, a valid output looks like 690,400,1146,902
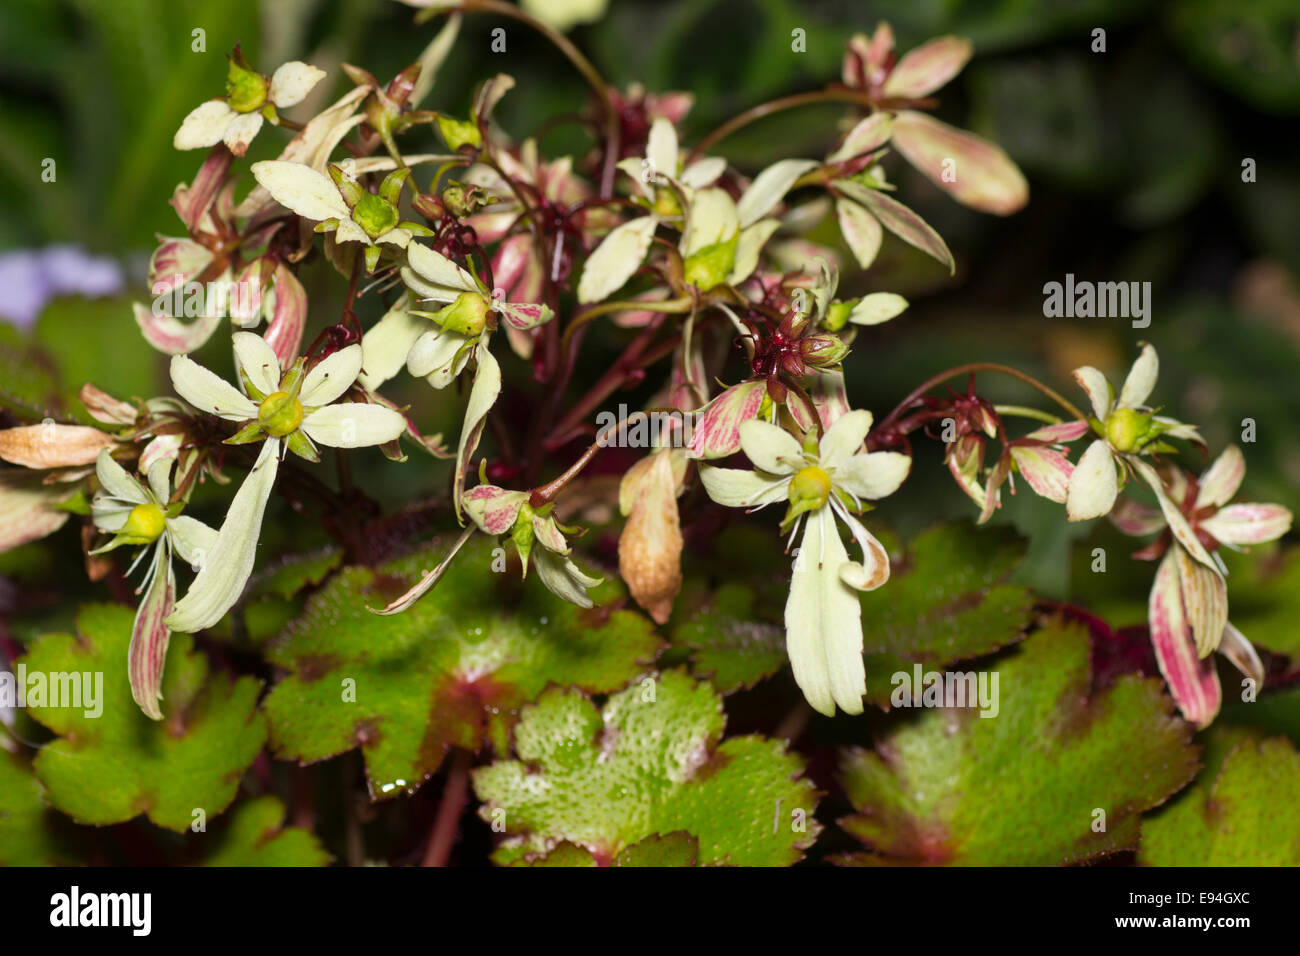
789,466,832,511
436,291,490,338
122,503,166,544
258,391,304,437
1105,407,1149,453
353,193,400,240
226,61,269,114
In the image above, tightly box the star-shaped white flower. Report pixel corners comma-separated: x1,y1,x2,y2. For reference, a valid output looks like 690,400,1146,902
165,332,406,632
91,450,217,719
174,53,326,157
699,409,910,715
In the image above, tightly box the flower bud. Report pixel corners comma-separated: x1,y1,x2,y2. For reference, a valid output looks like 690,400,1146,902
352,193,400,239
440,183,492,218
800,333,850,368
225,52,269,114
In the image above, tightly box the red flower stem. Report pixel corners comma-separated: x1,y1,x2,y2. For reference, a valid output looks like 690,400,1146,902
422,749,472,867
688,88,878,163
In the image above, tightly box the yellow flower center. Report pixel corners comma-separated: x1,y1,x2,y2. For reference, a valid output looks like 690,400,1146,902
258,391,304,437
122,503,166,543
1105,407,1148,453
789,466,832,511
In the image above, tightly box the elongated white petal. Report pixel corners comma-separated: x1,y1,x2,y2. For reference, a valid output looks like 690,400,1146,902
1173,544,1228,657
834,450,910,500
836,198,882,270
1072,366,1112,419
95,449,148,505
1218,622,1264,691
827,112,893,163
786,508,865,716
173,100,235,151
577,215,658,303
130,545,175,720
533,547,602,609
405,242,482,298
145,457,171,505
848,292,908,326
728,219,780,284
454,343,501,519
818,409,874,468
1118,343,1158,408
301,403,406,448
165,439,280,632
268,61,327,108
1065,439,1118,521
170,355,258,421
738,419,804,475
301,344,363,406
407,328,470,386
1202,503,1293,546
680,156,725,189
359,301,429,389
167,515,218,570
223,112,264,157
697,465,789,508
233,331,282,396
250,160,350,221
1195,444,1245,509
737,159,819,228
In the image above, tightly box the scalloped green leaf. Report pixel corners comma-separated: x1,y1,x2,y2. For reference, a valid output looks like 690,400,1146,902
861,524,1034,705
201,796,331,867
21,604,266,832
836,621,1198,865
473,670,820,866
1139,734,1300,866
0,751,76,865
672,582,785,693
262,538,664,800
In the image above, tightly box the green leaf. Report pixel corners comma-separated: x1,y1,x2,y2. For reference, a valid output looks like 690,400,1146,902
836,621,1198,865
22,604,266,832
671,582,785,693
201,796,331,867
1216,545,1300,656
1140,734,1300,865
473,670,820,866
262,538,663,800
861,524,1034,705
0,751,76,865
249,547,344,601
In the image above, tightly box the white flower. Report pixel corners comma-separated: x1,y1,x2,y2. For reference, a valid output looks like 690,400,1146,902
164,332,406,632
699,410,910,715
1066,343,1202,523
90,450,217,719
174,52,326,157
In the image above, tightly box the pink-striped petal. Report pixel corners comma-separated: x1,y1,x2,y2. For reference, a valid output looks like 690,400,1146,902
129,546,175,720
1195,444,1245,508
1010,445,1073,503
265,264,307,365
686,380,766,460
1109,496,1164,536
1148,551,1220,728
133,301,223,355
463,484,526,535
1173,545,1228,657
1202,503,1293,546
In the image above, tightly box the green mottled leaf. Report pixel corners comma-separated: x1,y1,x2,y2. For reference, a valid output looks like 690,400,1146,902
473,670,820,866
672,582,785,693
201,796,331,867
1140,734,1300,865
861,524,1034,704
0,751,76,865
22,604,266,832
263,538,663,800
250,548,344,601
837,622,1198,865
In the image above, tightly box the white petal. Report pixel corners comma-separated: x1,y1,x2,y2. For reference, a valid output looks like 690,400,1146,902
359,301,429,389
736,159,819,228
268,61,327,108
334,219,370,245
1072,366,1113,420
1131,458,1216,568
95,449,148,505
233,332,282,396
577,216,658,304
300,344,363,406
405,242,482,299
1065,439,1118,521
145,457,171,505
454,343,502,518
836,199,882,270
533,547,601,609
1118,343,1158,408
827,112,893,163
738,419,804,474
377,227,412,248
165,439,280,632
834,450,909,500
407,328,470,385
223,112,264,156
301,403,406,448
250,160,350,222
680,156,725,189
680,188,738,256
697,465,790,508
645,117,678,182
848,292,908,326
786,508,865,716
1202,503,1293,546
173,100,234,151
818,409,874,468
169,355,257,421
1195,444,1245,509
167,515,218,570
831,499,891,591
728,220,780,285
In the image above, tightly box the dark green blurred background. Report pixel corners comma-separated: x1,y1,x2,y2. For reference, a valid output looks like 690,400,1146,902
2,0,1298,622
